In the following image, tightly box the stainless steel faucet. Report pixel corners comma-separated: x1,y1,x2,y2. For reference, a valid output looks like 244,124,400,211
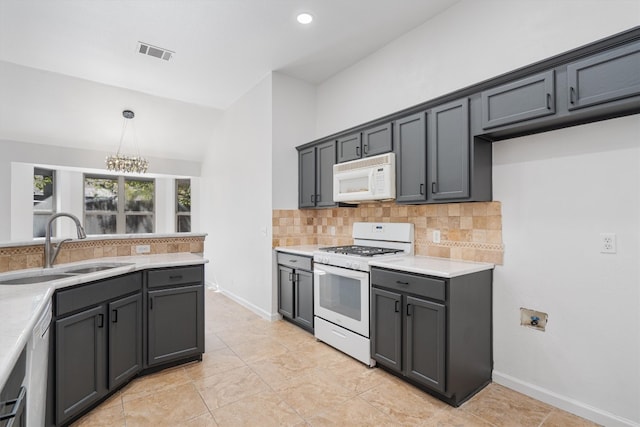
44,213,87,268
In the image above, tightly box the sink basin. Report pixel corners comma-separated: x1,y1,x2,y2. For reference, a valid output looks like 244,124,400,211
0,273,77,285
62,263,133,274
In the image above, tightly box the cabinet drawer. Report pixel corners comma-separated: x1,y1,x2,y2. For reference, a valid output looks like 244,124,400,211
371,269,445,302
276,252,312,271
56,272,142,317
147,265,204,288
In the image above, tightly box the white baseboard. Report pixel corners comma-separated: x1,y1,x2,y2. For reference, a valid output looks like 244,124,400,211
493,371,639,427
213,285,280,322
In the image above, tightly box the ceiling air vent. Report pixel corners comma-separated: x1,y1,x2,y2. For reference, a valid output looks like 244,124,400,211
137,42,174,61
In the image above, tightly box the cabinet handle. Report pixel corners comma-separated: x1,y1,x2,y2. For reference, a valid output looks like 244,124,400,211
295,273,300,282
97,314,104,328
419,184,424,195
310,194,315,203
288,272,293,282
546,93,552,110
570,87,576,104
432,182,437,194
0,387,26,423
394,300,400,313
169,275,183,280
356,146,361,157
315,194,320,203
396,280,409,285
406,304,412,316
149,297,153,310
112,309,118,323
363,144,368,154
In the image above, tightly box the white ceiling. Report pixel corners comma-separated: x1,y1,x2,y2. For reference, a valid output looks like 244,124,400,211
0,0,460,110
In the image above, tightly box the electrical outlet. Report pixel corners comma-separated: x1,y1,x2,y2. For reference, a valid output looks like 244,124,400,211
600,233,617,254
433,229,441,243
135,245,150,254
520,308,548,332
330,226,336,236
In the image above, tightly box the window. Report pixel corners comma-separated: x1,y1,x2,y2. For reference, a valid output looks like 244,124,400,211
33,168,56,237
176,179,191,232
84,175,155,234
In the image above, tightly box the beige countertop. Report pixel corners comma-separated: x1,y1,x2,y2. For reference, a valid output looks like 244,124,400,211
0,252,208,391
274,245,323,257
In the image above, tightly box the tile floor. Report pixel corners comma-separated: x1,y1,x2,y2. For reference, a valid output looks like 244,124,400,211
72,289,599,426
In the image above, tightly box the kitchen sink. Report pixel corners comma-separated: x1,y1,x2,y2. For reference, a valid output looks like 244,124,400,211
62,263,133,274
0,263,135,285
0,273,77,285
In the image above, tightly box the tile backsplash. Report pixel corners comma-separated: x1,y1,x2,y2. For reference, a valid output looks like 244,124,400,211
272,201,504,264
0,235,205,273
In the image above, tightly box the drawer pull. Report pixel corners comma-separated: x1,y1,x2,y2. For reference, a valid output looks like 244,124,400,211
169,275,183,280
289,259,297,263
396,280,410,285
331,329,347,339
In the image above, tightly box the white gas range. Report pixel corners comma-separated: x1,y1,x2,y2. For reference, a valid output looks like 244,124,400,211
313,222,414,366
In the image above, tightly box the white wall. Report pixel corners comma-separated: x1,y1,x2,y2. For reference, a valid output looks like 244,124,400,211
312,1,640,424
493,116,640,426
272,73,317,210
315,0,640,138
200,74,275,318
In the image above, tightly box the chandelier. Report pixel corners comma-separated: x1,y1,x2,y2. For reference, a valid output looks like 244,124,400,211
105,110,149,174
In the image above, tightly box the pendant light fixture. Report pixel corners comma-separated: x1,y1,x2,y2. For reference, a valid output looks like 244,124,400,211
105,110,149,174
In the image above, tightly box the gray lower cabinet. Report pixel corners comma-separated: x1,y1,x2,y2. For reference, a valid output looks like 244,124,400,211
298,140,336,208
276,252,313,332
429,98,470,201
371,267,492,406
481,70,556,129
394,112,427,203
146,266,205,367
567,40,640,110
54,273,142,426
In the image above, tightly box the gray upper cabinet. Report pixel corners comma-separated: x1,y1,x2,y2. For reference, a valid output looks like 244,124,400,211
298,140,336,208
394,113,427,203
363,123,393,157
337,123,393,163
429,98,470,200
298,147,316,208
481,70,556,129
337,133,362,163
567,40,640,110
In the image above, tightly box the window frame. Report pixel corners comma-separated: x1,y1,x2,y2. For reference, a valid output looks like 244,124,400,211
33,167,56,238
83,174,155,235
175,178,191,233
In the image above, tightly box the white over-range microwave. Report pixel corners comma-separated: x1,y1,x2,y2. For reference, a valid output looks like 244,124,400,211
333,152,395,203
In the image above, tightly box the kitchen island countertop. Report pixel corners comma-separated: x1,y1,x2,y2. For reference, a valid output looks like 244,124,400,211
0,252,208,391
369,255,494,278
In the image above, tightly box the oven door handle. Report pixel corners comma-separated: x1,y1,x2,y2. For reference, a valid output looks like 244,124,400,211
314,265,369,280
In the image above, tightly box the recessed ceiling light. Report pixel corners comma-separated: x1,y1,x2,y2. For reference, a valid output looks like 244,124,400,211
296,13,313,25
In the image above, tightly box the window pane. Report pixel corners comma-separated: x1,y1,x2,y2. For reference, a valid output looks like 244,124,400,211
85,178,118,211
126,215,153,233
177,215,191,233
33,168,54,209
85,214,117,234
125,179,154,212
34,214,49,238
176,179,191,213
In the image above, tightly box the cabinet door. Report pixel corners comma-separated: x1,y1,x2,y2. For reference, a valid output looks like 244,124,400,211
294,269,314,330
481,70,555,129
567,41,640,110
278,265,294,319
429,98,469,200
108,293,142,389
147,285,204,366
55,305,106,425
299,147,316,208
371,287,402,373
316,140,336,207
394,113,427,203
363,123,393,157
405,296,446,393
337,133,362,163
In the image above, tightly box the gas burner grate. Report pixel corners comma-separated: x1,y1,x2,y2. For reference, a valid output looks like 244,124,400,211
319,245,404,257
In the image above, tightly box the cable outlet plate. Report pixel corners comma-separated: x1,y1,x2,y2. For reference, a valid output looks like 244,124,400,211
600,233,616,253
433,229,441,243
